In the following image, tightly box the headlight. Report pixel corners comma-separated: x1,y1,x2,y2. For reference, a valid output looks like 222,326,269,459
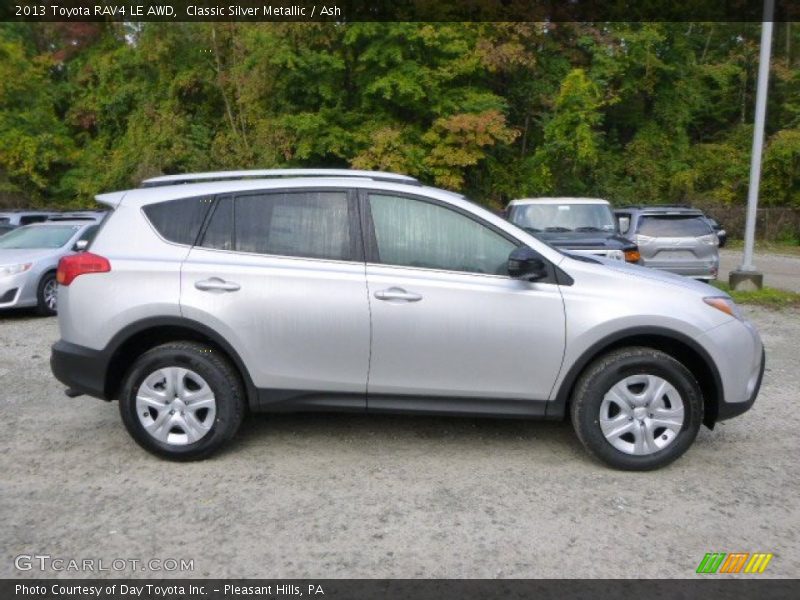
704,296,743,320
608,249,625,261
0,263,32,277
624,249,641,263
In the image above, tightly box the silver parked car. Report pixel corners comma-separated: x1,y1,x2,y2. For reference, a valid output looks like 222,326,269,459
0,221,100,315
51,170,764,470
614,206,720,281
0,210,58,228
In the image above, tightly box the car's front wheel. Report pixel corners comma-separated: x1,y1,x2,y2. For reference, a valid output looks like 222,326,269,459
570,347,703,471
36,271,58,316
119,341,245,461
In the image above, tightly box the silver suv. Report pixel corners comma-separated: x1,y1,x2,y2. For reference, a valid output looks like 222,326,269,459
50,170,764,470
614,206,720,281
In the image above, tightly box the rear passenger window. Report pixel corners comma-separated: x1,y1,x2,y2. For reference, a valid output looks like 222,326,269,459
143,196,213,245
77,225,99,244
202,197,234,251
201,191,352,261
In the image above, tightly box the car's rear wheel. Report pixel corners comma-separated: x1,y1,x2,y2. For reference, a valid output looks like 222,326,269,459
36,271,58,316
570,347,703,471
119,341,245,461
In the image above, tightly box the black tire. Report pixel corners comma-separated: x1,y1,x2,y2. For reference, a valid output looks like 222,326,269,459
35,271,58,316
570,347,703,471
119,341,245,461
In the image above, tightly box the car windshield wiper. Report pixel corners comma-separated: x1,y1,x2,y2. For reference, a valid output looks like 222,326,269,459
544,226,572,232
575,226,604,232
522,226,541,233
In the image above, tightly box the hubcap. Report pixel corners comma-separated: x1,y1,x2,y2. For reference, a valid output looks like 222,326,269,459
43,279,58,311
599,374,685,456
135,367,217,446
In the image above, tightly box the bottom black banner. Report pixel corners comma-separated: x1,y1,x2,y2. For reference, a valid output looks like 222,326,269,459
2,579,799,600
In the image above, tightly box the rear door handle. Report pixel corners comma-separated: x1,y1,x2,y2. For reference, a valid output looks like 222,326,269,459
374,287,422,302
195,277,241,293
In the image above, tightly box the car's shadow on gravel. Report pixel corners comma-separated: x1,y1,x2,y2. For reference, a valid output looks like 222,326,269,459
234,411,583,459
0,307,48,320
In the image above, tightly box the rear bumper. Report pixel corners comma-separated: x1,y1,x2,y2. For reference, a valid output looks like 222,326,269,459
50,340,110,400
639,259,719,279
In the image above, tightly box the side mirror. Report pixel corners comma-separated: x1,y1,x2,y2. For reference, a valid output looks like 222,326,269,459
617,216,630,234
508,247,548,281
73,239,89,252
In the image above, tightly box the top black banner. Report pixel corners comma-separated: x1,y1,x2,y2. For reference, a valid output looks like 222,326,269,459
1,0,798,23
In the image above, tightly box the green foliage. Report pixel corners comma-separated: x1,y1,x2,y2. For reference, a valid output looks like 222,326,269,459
0,22,798,210
762,128,800,207
533,68,603,195
0,29,75,198
713,281,800,309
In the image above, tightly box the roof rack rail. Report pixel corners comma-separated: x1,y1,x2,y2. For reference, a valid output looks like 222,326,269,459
46,215,102,221
617,204,699,210
141,169,420,188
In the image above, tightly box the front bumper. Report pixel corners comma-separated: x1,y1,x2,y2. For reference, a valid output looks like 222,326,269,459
696,317,765,423
50,340,110,400
716,346,765,421
568,248,626,261
0,270,36,308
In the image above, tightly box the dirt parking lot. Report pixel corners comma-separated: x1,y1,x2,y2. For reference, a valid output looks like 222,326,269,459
1,306,799,579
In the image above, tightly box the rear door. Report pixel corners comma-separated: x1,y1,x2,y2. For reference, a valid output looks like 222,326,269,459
180,188,370,410
362,191,566,413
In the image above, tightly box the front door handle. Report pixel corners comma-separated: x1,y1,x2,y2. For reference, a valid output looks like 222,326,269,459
374,287,422,302
195,277,241,293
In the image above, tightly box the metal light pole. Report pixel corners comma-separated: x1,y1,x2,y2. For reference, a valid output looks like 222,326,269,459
730,0,774,291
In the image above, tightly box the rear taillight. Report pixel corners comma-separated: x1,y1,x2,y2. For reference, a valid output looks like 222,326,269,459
57,252,110,286
700,233,718,246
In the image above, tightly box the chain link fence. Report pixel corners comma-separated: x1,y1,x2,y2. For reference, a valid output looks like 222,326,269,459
695,204,800,243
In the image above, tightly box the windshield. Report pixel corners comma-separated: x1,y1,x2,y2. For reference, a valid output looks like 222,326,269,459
0,225,80,249
637,215,713,237
0,217,9,224
509,203,616,233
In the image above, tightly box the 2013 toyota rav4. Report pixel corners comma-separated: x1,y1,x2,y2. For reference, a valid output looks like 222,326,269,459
50,169,764,470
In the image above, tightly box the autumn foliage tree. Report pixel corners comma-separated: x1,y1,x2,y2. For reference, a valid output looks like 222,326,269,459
0,21,798,212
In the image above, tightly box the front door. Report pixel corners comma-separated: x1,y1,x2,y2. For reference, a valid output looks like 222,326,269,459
362,192,566,414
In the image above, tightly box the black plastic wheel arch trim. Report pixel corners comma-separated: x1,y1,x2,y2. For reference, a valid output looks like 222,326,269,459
545,326,726,426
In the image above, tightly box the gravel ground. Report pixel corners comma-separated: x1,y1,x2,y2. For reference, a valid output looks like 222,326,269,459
1,307,798,579
720,248,800,292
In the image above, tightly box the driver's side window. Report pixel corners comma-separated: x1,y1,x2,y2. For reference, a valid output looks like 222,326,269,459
368,193,517,276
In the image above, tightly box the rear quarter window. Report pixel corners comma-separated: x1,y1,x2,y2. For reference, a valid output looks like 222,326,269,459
637,215,713,237
200,190,353,261
143,196,214,245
